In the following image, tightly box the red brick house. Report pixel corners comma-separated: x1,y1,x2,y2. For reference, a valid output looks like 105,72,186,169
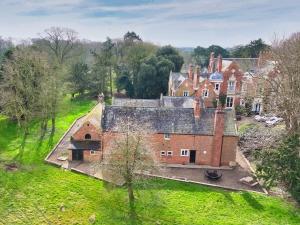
168,52,258,109
69,96,238,167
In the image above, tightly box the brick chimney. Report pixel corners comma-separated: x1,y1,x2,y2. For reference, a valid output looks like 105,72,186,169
208,52,215,73
188,64,194,80
217,54,222,72
211,107,225,167
193,65,200,90
193,97,201,119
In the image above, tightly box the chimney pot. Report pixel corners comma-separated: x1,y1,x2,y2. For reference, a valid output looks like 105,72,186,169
217,54,222,72
211,108,225,167
188,64,194,80
208,52,215,73
193,97,201,118
193,65,201,90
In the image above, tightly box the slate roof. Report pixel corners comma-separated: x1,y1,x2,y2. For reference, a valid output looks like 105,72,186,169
69,140,101,150
112,98,159,108
214,58,259,73
170,72,188,90
112,97,197,108
102,106,237,136
161,96,195,108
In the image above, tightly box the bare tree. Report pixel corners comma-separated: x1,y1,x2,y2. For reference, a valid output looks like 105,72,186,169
260,33,300,134
102,119,160,224
41,27,78,65
39,27,79,133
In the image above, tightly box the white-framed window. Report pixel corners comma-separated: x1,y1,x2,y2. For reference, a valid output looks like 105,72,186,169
202,89,208,98
160,151,166,157
214,83,220,91
240,99,245,106
164,133,170,140
90,150,97,155
226,97,234,108
181,149,189,156
183,91,189,97
228,81,235,91
167,151,173,156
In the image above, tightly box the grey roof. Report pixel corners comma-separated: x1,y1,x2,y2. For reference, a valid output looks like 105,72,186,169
102,106,237,136
112,98,159,108
170,71,210,90
161,96,195,108
69,141,101,150
170,72,188,90
112,96,197,108
214,58,258,73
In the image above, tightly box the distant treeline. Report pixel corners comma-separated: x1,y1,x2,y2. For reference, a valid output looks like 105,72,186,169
190,39,269,67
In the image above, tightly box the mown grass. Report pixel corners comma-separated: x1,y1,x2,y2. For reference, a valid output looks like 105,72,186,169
0,97,299,225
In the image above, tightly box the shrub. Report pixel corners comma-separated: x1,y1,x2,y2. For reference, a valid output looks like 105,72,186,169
255,134,300,203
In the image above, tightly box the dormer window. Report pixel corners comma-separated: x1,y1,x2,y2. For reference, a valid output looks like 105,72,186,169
85,134,91,140
202,89,208,98
183,91,189,97
164,133,170,140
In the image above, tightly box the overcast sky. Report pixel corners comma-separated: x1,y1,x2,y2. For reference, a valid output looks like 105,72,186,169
0,0,299,47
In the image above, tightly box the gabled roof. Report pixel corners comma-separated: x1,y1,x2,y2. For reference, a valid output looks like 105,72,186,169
169,71,209,90
83,103,103,128
214,58,258,73
170,72,188,90
102,106,237,136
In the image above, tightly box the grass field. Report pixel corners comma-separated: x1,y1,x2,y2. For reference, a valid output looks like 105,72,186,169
0,98,299,225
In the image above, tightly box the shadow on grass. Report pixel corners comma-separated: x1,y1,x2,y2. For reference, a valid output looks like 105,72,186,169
241,192,264,210
13,132,28,163
100,180,176,225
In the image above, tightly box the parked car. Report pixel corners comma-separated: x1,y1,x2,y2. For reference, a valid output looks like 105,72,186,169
265,116,283,126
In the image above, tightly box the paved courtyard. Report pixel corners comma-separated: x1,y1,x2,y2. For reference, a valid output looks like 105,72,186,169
46,115,265,193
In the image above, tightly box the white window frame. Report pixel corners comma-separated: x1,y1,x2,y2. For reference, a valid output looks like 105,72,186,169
160,151,166,157
90,150,97,155
214,83,220,91
226,97,234,108
167,151,173,156
164,133,170,140
183,91,189,97
202,89,208,98
228,81,235,92
180,149,189,156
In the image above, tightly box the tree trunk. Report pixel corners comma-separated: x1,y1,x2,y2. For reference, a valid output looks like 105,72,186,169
110,66,113,97
40,119,48,138
51,116,56,134
127,182,137,224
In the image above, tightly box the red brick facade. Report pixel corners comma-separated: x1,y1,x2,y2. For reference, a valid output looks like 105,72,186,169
69,108,238,167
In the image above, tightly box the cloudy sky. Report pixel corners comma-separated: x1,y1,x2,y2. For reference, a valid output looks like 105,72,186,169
0,0,299,47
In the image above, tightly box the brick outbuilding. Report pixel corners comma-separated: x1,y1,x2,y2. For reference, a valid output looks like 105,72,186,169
69,96,238,167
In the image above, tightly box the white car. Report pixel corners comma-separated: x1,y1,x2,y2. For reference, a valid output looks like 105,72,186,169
265,117,283,126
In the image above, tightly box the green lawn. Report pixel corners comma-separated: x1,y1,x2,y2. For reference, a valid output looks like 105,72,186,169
0,98,299,225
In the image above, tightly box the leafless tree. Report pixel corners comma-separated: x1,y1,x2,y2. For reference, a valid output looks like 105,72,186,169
38,27,79,133
40,27,79,65
102,119,160,224
259,33,300,134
